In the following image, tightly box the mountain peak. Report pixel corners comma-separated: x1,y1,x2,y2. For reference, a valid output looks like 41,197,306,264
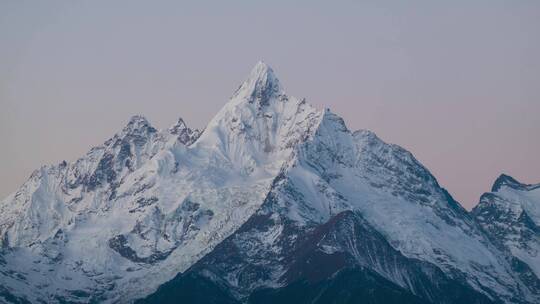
127,114,149,124
231,61,283,106
491,174,540,192
492,174,524,192
169,117,200,145
169,117,188,134
125,114,151,128
2,63,538,304
119,115,156,138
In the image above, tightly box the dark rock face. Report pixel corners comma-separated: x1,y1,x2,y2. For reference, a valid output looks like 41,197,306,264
139,205,495,304
108,235,173,264
129,196,159,213
249,268,430,304
86,153,117,191
0,286,31,304
168,117,201,145
137,272,240,304
139,267,431,304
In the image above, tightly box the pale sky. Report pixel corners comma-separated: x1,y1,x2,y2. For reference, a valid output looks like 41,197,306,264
1,1,539,209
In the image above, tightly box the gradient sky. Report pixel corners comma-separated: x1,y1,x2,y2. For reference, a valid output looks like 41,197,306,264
1,1,539,209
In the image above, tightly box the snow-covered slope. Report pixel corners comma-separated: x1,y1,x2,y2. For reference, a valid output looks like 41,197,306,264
0,62,323,303
270,117,529,302
141,105,536,303
0,114,203,302
0,62,538,304
472,175,540,295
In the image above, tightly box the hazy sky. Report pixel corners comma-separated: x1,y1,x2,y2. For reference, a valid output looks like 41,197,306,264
1,1,539,209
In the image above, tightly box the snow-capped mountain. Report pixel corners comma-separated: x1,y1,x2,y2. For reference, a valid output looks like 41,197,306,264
1,62,538,304
472,175,540,297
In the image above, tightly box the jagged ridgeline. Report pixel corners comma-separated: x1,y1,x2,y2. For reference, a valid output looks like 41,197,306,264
1,62,539,304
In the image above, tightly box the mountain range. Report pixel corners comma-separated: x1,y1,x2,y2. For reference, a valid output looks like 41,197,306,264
1,62,538,304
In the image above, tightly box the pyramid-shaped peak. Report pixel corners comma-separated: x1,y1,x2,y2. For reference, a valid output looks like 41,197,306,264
125,115,150,128
101,115,156,148
232,61,283,105
128,114,149,124
251,60,274,77
169,117,192,135
491,174,526,192
491,174,540,192
170,117,187,130
122,115,156,135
